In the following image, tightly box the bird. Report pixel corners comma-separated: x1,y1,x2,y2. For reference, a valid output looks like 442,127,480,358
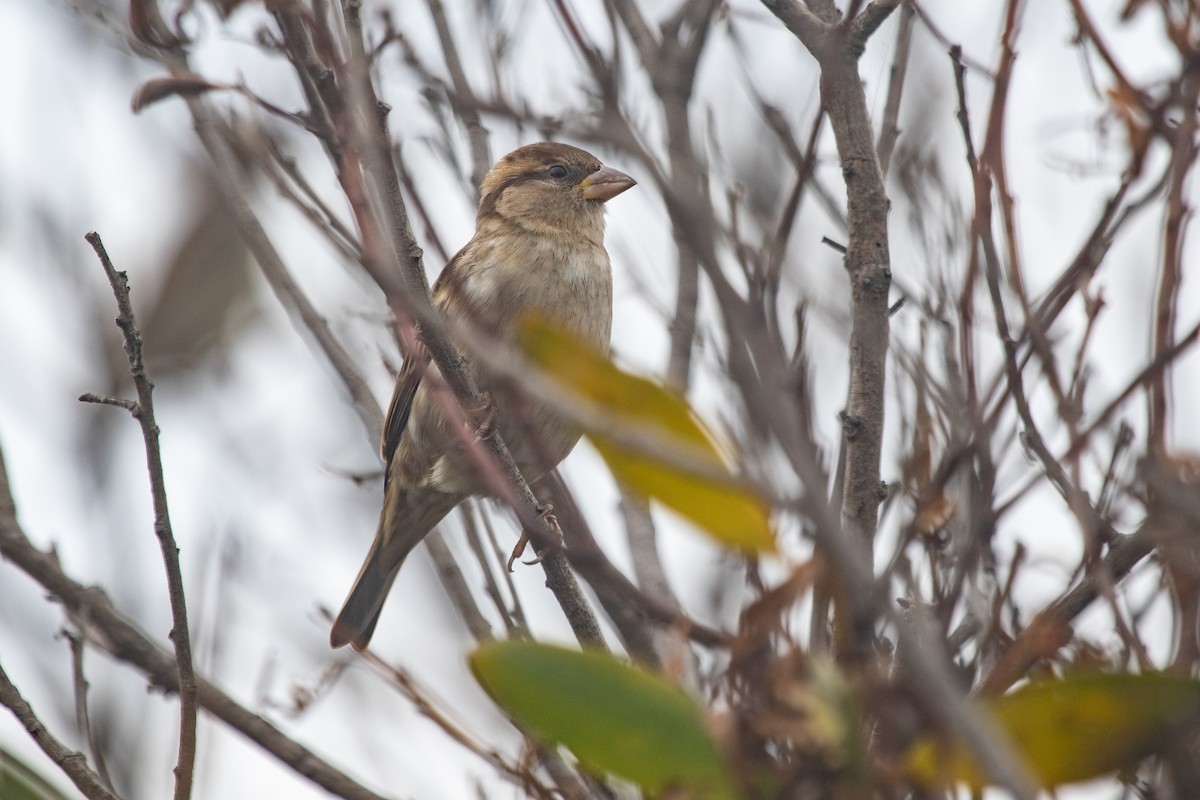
331,142,636,650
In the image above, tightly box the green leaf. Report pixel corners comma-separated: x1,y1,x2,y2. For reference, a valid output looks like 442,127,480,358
472,640,738,797
0,749,76,800
519,316,774,553
904,671,1200,790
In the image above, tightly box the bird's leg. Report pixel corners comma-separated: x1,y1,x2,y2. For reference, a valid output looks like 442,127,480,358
471,391,498,441
505,530,529,573
505,503,561,571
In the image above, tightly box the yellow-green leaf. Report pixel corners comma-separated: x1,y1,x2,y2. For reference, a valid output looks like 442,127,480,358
471,640,738,798
904,671,1200,790
520,316,773,553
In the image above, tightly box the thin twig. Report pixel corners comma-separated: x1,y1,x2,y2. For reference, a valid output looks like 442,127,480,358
78,393,137,411
65,628,115,792
605,0,721,391
875,0,915,178
0,461,390,800
764,102,828,283
425,529,495,642
464,500,528,635
263,141,363,261
1149,69,1200,453
538,474,661,663
977,528,1154,696
995,317,1200,521
424,0,492,193
909,0,995,75
83,232,198,800
538,471,730,650
358,649,560,798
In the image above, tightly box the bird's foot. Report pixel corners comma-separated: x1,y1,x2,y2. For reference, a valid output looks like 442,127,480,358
472,391,498,441
524,504,562,564
505,504,562,570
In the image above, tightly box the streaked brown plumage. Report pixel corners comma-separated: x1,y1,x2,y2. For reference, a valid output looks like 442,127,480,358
331,143,635,650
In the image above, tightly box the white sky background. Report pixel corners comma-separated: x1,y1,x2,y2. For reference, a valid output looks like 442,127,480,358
1,0,1197,798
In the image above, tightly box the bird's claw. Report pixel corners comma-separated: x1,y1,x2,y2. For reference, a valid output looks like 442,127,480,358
506,530,530,573
506,504,562,570
526,504,563,563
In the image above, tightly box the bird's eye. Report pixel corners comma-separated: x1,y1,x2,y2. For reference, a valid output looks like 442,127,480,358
548,164,569,180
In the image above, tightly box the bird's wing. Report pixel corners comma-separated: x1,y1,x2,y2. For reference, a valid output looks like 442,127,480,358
379,343,429,476
379,246,472,476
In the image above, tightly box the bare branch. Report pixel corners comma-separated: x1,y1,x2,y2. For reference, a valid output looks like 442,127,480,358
186,109,386,441
356,649,562,798
83,232,198,800
65,629,115,793
978,528,1154,696
424,0,492,193
425,529,495,642
849,0,902,53
78,393,137,412
0,451,391,800
875,1,915,178
0,660,121,800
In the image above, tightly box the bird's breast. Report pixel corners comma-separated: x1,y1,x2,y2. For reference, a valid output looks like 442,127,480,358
423,231,614,493
459,234,613,349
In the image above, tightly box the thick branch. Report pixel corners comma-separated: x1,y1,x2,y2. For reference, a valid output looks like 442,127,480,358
763,0,896,592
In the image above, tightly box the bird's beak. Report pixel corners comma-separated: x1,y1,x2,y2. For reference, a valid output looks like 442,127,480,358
580,165,636,201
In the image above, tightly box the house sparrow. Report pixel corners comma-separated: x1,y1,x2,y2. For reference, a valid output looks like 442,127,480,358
331,142,636,650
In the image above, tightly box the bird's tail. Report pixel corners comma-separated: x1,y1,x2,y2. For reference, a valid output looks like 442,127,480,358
329,530,395,650
330,486,462,650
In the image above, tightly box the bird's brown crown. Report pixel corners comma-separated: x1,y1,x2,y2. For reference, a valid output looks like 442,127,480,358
476,142,614,236
479,143,602,203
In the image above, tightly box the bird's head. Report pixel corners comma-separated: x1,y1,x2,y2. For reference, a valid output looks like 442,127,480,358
477,142,636,238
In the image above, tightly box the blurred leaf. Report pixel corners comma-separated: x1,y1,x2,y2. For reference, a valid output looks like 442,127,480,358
90,162,259,490
0,749,75,800
519,317,774,553
131,75,224,113
904,671,1200,790
127,162,259,380
472,641,738,798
